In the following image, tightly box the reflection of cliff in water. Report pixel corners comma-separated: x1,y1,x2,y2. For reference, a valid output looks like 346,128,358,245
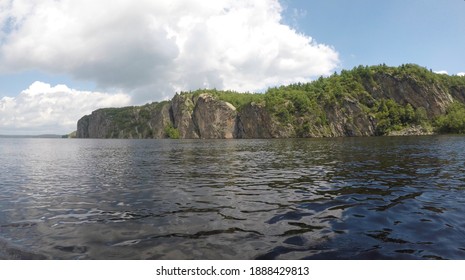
259,136,459,259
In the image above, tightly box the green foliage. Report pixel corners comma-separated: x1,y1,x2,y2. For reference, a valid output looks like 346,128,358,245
98,102,158,138
414,107,428,124
62,131,77,138
97,63,465,138
179,64,465,136
370,99,430,135
264,88,293,123
257,63,465,136
164,124,180,139
186,89,264,110
434,102,465,134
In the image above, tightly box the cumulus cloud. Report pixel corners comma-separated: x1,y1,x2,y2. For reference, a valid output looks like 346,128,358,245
0,0,339,103
457,72,465,77
433,70,448,75
0,81,131,134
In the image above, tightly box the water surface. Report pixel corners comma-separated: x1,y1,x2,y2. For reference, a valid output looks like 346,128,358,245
1,136,465,259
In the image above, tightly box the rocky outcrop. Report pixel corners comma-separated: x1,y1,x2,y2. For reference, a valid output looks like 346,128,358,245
76,65,465,139
325,98,376,137
236,102,294,138
77,94,241,139
447,85,465,104
366,73,453,117
76,115,90,138
387,125,433,136
74,90,443,139
76,109,112,138
150,102,172,138
77,103,165,138
193,94,237,139
171,94,199,138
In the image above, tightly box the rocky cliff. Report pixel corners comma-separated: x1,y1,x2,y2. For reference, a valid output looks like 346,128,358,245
77,102,170,139
76,64,465,139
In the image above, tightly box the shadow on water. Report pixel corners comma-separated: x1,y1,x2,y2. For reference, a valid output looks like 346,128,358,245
0,237,47,260
2,136,465,259
252,136,465,260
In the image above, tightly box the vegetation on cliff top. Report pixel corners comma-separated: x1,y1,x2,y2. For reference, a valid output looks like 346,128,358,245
91,102,167,138
180,89,263,110
80,64,465,138
179,64,465,135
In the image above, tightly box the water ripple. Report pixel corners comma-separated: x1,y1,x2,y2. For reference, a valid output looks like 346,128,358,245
2,137,465,259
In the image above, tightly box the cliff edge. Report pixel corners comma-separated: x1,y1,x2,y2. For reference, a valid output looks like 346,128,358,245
76,64,465,139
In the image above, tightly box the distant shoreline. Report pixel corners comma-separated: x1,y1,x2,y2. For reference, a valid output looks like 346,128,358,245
0,134,62,139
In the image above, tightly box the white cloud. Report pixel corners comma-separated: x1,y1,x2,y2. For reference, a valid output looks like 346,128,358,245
0,81,131,134
0,0,339,102
433,70,448,75
457,72,465,77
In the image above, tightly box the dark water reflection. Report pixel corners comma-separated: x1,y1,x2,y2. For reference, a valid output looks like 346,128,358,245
1,136,465,259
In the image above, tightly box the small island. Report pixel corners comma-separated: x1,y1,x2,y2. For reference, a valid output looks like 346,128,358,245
76,64,465,139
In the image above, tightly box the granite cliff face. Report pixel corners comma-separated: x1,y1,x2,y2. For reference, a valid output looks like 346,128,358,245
77,103,164,139
76,64,465,139
235,102,295,138
171,94,198,138
193,94,238,139
76,93,242,139
364,72,453,117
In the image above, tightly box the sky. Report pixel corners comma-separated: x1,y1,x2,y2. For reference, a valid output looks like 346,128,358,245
0,0,464,135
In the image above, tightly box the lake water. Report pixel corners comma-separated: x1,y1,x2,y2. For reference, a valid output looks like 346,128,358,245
1,136,465,260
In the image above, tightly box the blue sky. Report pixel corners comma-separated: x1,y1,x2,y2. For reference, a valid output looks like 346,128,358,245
282,0,465,74
0,0,464,134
